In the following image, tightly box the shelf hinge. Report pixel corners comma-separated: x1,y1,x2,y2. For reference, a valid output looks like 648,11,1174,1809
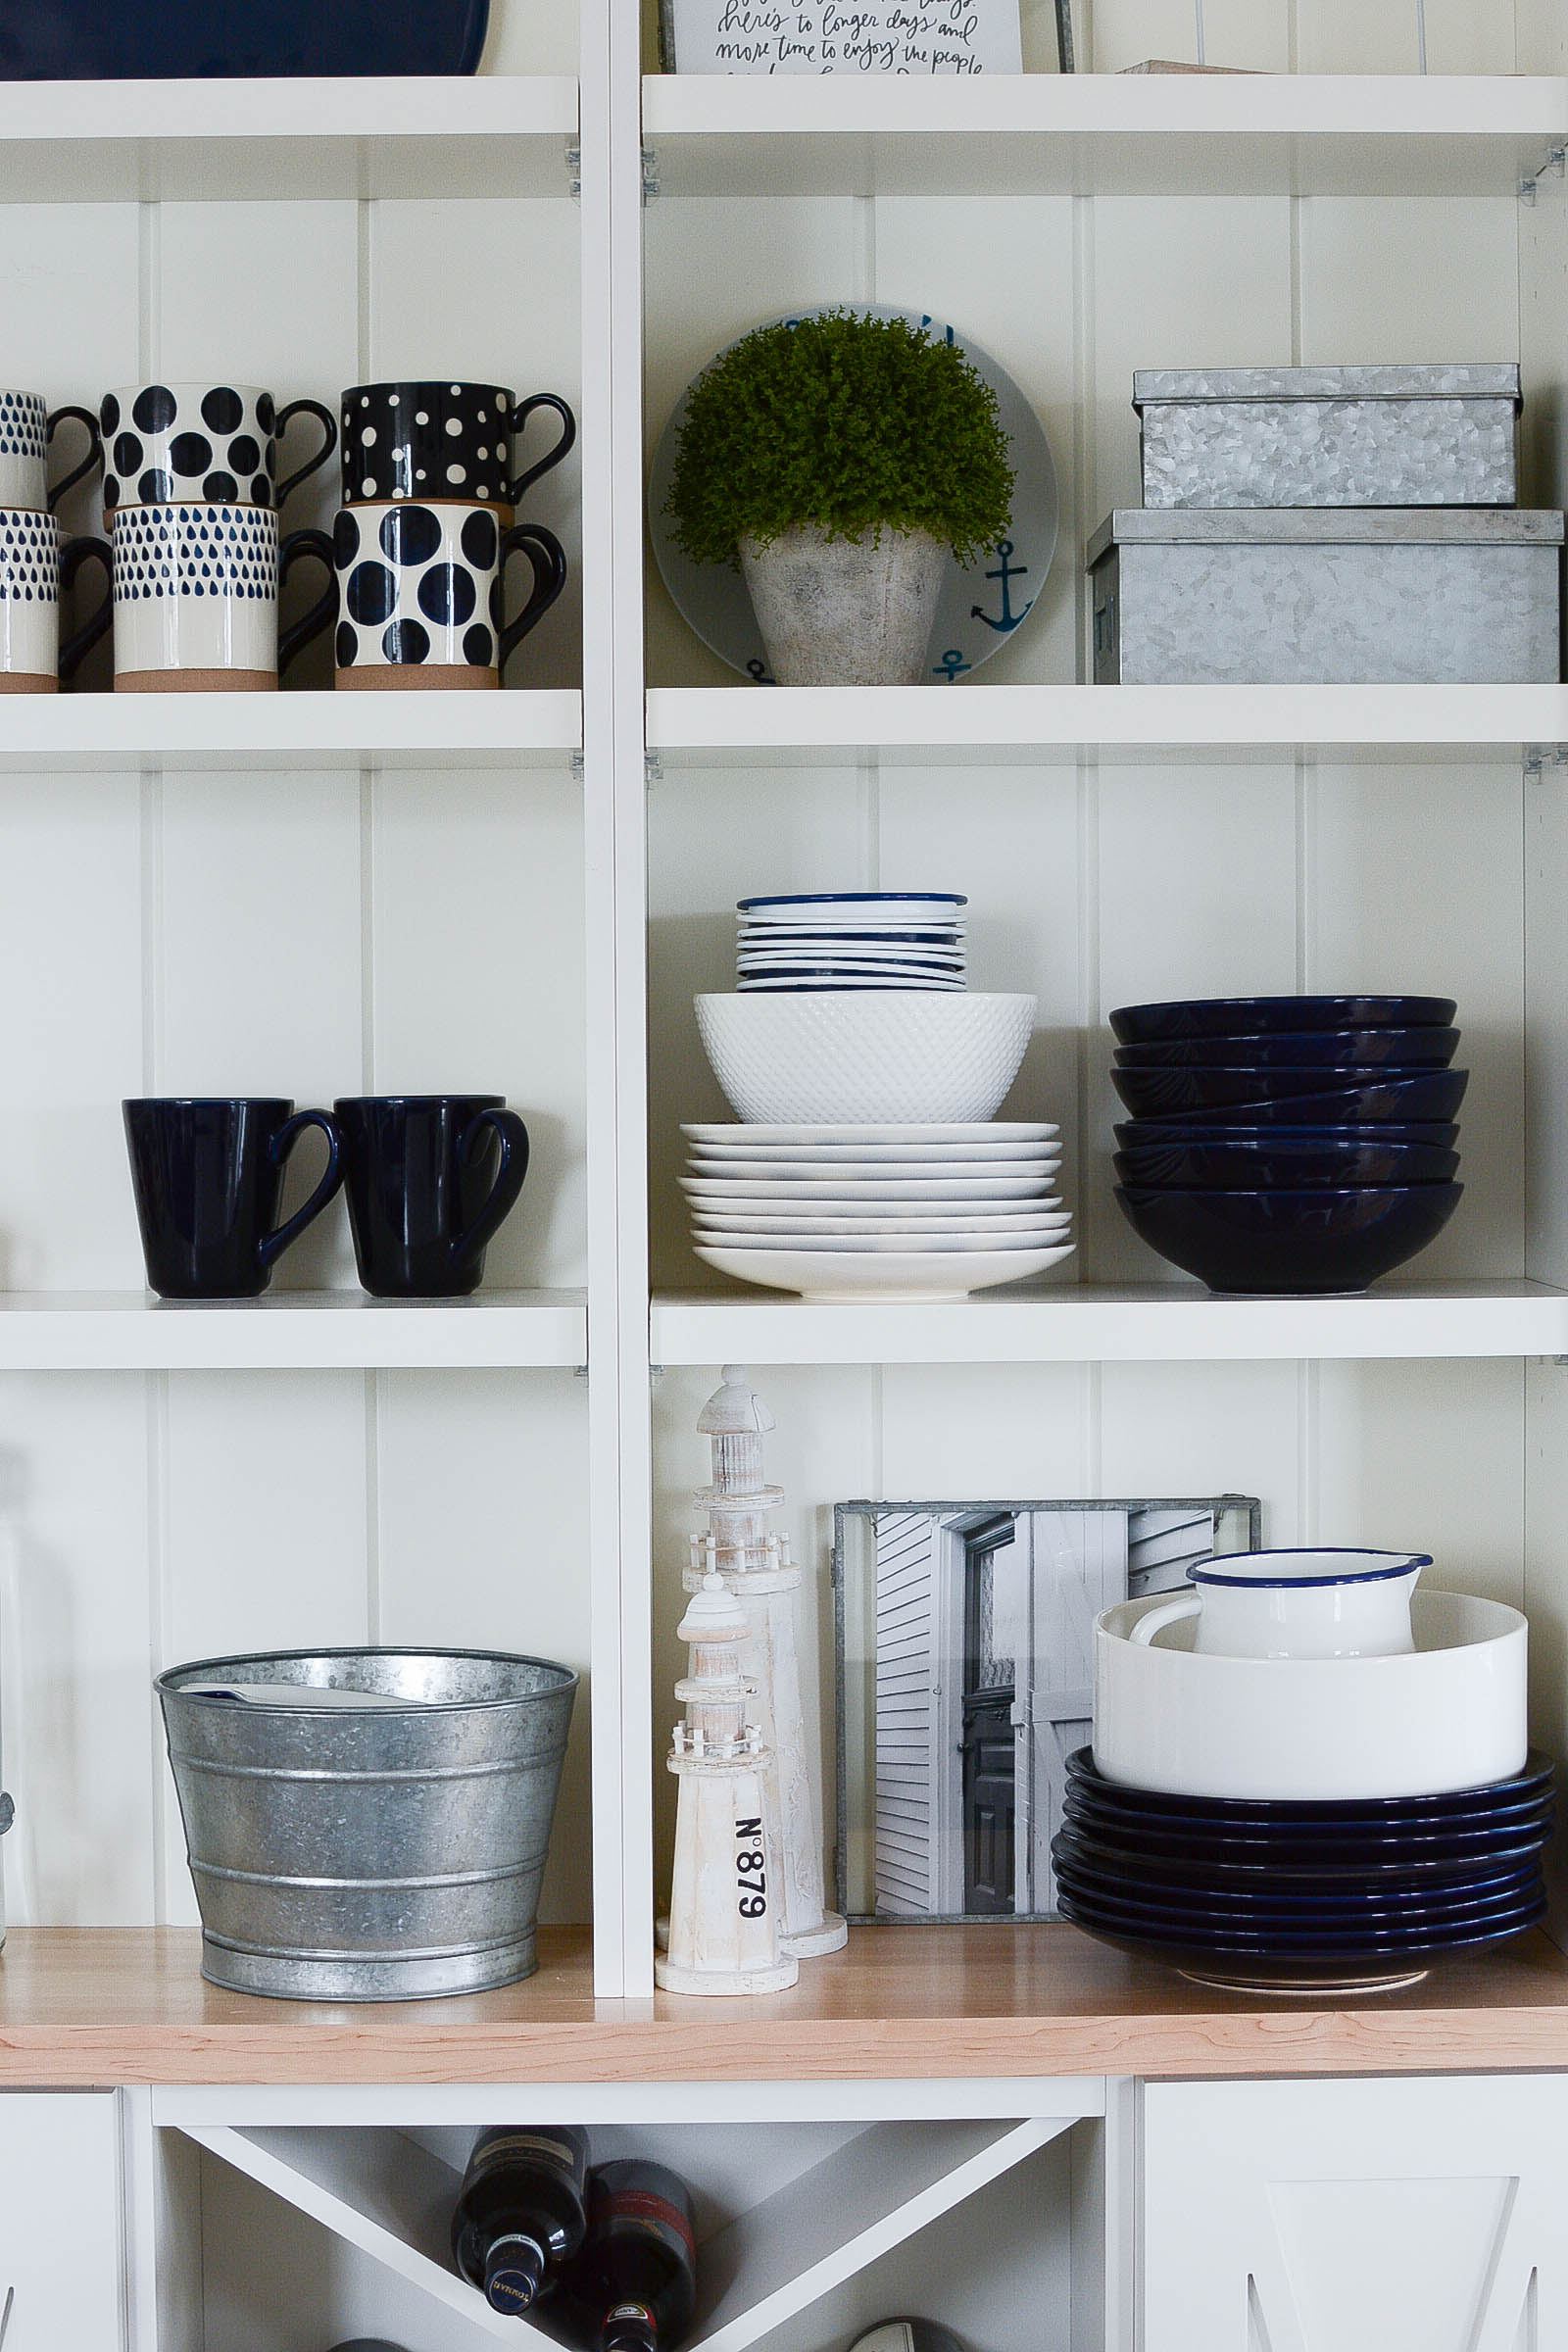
645,750,664,791
1524,744,1568,784
1520,145,1565,205
569,749,585,785
564,142,582,201
651,1363,665,1385
642,145,661,204
573,1362,589,1382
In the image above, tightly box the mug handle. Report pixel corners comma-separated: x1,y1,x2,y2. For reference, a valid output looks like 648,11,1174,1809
274,397,339,507
258,1110,344,1271
277,526,338,679
1129,1594,1201,1647
508,393,576,504
497,522,566,678
46,405,104,512
57,536,113,684
451,1109,530,1270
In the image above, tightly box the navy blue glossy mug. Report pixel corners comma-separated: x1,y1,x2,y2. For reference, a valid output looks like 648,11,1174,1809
123,1098,344,1299
334,1096,529,1298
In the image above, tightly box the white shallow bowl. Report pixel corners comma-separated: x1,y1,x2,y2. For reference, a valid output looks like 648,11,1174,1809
688,1142,1056,1166
684,1122,1059,1146
682,1172,1054,1200
695,1240,1075,1298
696,991,1037,1124
1093,1589,1528,1801
691,1205,1069,1232
693,1214,1072,1241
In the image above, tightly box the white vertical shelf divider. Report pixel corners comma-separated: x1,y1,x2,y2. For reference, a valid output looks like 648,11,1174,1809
582,0,657,1997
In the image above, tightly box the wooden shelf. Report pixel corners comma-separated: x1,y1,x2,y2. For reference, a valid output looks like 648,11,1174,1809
646,684,1568,764
4,1925,1568,2085
0,1289,587,1370
0,690,582,770
651,1282,1568,1367
641,72,1568,199
0,75,580,203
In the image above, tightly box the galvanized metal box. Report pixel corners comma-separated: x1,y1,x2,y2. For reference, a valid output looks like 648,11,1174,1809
1088,508,1564,686
1133,365,1522,509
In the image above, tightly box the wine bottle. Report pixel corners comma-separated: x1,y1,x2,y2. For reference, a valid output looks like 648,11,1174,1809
451,2126,590,2316
558,2160,699,2352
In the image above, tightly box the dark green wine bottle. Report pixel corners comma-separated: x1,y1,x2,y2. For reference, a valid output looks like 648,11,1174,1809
558,2160,698,2352
452,2126,590,2316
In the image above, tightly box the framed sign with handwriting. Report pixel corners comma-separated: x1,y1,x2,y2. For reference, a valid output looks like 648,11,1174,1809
660,0,1026,74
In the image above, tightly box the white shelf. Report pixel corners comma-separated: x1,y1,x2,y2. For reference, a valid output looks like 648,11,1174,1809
647,684,1568,764
651,1281,1568,1366
642,72,1568,198
0,1290,587,1370
0,689,582,771
0,75,580,202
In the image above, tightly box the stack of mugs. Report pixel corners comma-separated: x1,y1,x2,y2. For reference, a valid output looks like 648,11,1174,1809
331,381,571,688
102,381,339,690
0,388,110,692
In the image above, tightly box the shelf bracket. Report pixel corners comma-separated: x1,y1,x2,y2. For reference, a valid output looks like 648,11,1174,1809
642,146,662,205
645,751,664,792
1524,745,1568,784
564,142,581,202
570,750,585,786
1519,145,1565,205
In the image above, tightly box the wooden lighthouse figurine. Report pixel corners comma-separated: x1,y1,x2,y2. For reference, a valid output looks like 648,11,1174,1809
687,1367,848,1961
656,1569,798,1995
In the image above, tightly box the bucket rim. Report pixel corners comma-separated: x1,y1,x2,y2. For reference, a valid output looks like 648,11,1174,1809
156,1643,579,1711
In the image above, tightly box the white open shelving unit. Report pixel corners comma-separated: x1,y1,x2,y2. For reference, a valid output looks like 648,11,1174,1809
2,5,1568,2348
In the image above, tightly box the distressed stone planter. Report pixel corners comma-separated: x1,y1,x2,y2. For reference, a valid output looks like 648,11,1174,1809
739,523,947,686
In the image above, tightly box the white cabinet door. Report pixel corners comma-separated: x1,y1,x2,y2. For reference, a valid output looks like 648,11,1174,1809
0,2093,122,2348
1142,2076,1568,2352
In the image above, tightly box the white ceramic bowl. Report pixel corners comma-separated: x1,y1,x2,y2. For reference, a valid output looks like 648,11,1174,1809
1093,1589,1528,1801
696,991,1037,1125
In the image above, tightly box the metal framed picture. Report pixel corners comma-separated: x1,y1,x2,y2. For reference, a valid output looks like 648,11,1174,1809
833,1494,1261,1924
659,0,1024,74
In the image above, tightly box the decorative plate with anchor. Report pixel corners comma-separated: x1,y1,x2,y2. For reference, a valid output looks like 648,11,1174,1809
649,306,1057,684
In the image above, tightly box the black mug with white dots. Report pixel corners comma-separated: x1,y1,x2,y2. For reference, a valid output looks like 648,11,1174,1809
340,379,576,512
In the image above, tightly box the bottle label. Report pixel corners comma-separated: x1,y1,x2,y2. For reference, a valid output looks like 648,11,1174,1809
608,2304,659,2328
469,2128,586,2184
597,2185,697,2262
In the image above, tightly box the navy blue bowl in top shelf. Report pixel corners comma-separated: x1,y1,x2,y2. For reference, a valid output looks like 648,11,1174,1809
1114,1179,1463,1294
1113,1136,1460,1189
0,0,488,76
1108,994,1456,1045
1113,1026,1461,1071
1110,1064,1470,1120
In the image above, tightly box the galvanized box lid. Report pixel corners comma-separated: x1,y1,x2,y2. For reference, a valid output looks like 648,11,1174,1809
1132,365,1523,411
1087,506,1565,567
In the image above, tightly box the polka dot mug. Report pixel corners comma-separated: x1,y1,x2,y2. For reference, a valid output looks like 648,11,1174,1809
331,502,567,689
339,380,576,513
99,383,338,516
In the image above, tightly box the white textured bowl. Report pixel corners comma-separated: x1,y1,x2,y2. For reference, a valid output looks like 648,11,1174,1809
696,991,1037,1124
1094,1589,1528,1801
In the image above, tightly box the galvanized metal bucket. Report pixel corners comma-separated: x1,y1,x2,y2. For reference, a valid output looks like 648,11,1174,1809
157,1646,577,2002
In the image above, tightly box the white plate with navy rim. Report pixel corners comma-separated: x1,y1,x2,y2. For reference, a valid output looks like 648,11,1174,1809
694,1241,1076,1298
649,309,1058,686
738,891,967,914
683,1121,1060,1145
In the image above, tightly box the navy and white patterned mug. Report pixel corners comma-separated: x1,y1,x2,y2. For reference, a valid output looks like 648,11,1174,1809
0,512,111,691
112,503,336,690
331,503,566,687
0,390,103,514
340,381,576,512
99,383,337,514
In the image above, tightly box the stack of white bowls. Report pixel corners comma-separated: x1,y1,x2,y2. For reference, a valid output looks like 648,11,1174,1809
689,902,1070,1299
735,891,967,992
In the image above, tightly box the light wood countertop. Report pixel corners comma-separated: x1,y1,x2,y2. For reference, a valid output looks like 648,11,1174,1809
2,1924,1568,2085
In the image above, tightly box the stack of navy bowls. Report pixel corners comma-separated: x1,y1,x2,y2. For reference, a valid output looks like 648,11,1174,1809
1109,995,1465,1294
1052,1745,1551,1993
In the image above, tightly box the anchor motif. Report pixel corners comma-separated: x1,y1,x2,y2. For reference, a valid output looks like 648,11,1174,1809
970,539,1034,636
934,649,971,682
746,657,776,684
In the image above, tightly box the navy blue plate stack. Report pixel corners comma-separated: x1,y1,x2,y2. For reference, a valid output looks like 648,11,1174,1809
1109,994,1465,1293
1052,1745,1552,1992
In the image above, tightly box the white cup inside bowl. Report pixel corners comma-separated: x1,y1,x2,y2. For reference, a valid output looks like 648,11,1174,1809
1130,1546,1430,1661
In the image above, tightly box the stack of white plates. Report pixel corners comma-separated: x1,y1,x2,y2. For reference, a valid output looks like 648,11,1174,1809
736,892,967,993
681,1122,1073,1298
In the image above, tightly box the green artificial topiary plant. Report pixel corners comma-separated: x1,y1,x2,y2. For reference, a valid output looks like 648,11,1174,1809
666,310,1014,569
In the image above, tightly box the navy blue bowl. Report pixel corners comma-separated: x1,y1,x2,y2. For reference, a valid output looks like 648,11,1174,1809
0,0,488,74
1115,1119,1459,1152
1112,1061,1469,1121
1115,1180,1461,1294
1054,1892,1545,1980
1053,1854,1543,1930
1114,1137,1460,1188
1109,995,1456,1045
1054,1873,1544,1949
1057,1812,1553,1883
1064,1745,1554,1822
1053,1830,1544,1904
1114,1027,1460,1070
